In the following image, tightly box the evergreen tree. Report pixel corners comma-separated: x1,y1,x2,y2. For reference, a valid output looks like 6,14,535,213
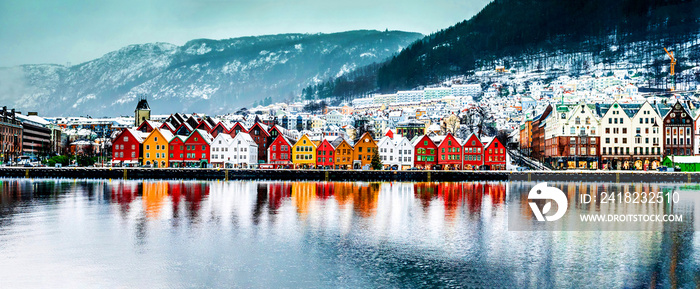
301,0,699,99
371,150,382,170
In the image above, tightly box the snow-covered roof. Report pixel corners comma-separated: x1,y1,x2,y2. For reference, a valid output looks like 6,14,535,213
233,132,258,147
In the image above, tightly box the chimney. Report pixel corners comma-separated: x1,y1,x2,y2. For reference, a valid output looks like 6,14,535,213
28,112,38,116
11,109,15,121
2,106,6,122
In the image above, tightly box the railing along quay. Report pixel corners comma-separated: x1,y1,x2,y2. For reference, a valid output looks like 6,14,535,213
1,167,699,183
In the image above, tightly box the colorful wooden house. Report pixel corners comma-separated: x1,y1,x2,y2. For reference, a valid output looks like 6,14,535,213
168,135,187,167
248,122,271,165
331,138,353,169
230,132,258,168
195,117,215,133
436,133,462,169
292,134,317,168
174,122,194,136
413,135,437,169
112,128,145,166
136,120,160,133
229,122,248,137
268,135,294,169
352,132,377,169
462,133,483,170
210,122,231,138
183,129,213,168
316,139,335,168
483,137,506,170
210,133,234,168
142,128,174,168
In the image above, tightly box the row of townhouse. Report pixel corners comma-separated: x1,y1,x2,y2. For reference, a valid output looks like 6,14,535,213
522,100,695,170
267,130,506,170
112,120,508,170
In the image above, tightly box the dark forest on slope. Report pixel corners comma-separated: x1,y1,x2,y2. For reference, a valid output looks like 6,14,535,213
303,0,700,102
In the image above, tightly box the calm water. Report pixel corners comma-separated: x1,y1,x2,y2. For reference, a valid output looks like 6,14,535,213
0,179,699,288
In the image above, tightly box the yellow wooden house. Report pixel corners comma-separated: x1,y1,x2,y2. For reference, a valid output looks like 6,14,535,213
292,134,317,168
143,128,174,168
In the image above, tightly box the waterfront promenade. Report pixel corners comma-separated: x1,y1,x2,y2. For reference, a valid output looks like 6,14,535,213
1,167,698,183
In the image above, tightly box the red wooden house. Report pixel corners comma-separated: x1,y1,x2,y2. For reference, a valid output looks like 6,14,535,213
195,118,215,133
210,122,230,138
248,122,271,164
462,133,483,170
161,113,185,134
229,122,248,138
136,120,159,133
436,133,462,169
160,121,177,134
112,128,145,166
316,139,335,168
174,122,194,136
413,135,437,169
267,135,294,169
168,135,187,167
183,129,213,168
483,137,506,170
268,124,293,141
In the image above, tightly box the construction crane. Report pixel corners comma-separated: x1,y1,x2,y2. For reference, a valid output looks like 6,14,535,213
664,47,676,91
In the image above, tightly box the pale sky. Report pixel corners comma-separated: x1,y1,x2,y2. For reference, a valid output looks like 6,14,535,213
0,0,492,67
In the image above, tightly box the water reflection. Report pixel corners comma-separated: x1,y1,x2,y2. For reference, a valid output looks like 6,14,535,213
0,179,697,288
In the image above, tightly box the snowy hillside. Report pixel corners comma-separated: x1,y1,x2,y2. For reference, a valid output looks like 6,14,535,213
0,30,422,116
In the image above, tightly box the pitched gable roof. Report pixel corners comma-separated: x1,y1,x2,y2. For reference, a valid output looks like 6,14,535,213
185,129,213,145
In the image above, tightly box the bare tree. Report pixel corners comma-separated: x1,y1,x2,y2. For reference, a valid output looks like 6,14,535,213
441,114,460,135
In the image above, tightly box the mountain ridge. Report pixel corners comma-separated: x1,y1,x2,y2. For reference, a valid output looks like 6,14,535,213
0,30,422,116
302,0,700,100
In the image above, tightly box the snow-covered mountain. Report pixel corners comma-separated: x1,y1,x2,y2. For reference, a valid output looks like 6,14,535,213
0,30,422,116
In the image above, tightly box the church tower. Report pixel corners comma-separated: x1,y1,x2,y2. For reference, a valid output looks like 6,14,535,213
134,96,151,127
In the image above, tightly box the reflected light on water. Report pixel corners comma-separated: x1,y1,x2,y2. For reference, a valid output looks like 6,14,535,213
0,179,697,288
